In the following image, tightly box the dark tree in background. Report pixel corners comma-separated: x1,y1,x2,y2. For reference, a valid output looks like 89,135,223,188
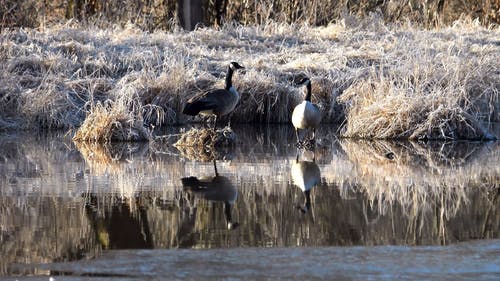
66,0,99,20
178,0,204,30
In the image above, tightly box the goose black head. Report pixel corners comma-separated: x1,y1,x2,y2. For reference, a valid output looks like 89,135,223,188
296,77,311,86
229,62,245,70
295,76,312,101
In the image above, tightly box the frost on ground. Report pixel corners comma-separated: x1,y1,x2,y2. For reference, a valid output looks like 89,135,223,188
0,17,498,141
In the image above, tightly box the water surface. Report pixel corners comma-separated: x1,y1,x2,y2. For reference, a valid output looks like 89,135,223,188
0,125,498,277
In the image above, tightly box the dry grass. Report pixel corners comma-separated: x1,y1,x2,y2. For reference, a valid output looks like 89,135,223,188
0,18,498,140
72,98,159,142
174,127,237,148
338,24,499,140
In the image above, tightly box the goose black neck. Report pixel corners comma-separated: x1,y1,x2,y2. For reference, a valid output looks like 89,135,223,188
224,201,232,222
225,66,234,91
304,83,312,102
304,189,311,211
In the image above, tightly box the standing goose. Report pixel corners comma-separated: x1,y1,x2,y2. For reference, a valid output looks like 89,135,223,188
182,62,245,129
291,77,321,145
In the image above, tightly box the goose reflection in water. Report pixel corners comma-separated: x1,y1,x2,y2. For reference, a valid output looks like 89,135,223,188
181,160,239,230
291,150,321,214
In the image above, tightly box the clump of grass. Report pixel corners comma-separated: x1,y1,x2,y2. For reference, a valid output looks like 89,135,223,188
73,95,163,142
174,144,233,162
339,77,496,140
174,127,236,148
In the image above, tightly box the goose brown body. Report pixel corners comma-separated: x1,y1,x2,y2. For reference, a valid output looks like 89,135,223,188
182,62,244,128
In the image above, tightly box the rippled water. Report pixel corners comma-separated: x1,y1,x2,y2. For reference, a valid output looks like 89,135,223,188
0,125,498,278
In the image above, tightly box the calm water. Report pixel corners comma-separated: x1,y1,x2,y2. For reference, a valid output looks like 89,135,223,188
0,125,498,278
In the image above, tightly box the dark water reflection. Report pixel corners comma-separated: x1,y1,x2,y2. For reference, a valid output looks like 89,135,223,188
0,125,498,276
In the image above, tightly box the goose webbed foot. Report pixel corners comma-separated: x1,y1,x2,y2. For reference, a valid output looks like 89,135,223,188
295,140,304,148
303,138,316,150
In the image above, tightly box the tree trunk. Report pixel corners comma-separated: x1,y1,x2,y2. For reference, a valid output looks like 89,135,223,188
178,0,203,30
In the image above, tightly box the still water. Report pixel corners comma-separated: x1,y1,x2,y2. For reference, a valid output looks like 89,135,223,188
0,125,498,278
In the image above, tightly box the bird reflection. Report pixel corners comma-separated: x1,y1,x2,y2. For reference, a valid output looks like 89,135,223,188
181,160,239,230
291,150,321,214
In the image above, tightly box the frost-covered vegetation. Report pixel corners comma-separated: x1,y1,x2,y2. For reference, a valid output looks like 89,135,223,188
0,16,498,140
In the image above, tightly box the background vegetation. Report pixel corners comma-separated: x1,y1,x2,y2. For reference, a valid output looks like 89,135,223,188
1,0,499,31
0,1,498,141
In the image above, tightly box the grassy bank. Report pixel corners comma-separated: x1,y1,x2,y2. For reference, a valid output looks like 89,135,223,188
0,17,498,140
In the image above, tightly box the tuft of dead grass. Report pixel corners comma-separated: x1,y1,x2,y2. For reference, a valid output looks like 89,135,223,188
339,78,497,140
72,97,160,142
174,127,236,148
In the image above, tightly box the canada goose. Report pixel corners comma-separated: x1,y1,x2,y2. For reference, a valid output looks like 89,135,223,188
291,152,321,213
291,77,321,145
181,160,239,230
182,62,245,129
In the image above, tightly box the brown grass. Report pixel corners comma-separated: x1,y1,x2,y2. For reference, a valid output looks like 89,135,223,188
72,99,155,142
174,127,237,148
0,18,498,140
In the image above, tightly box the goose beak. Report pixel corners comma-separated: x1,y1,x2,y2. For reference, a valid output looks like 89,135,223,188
294,77,310,86
230,62,245,70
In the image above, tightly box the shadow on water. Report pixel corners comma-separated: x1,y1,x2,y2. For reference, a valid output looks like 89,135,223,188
0,125,498,276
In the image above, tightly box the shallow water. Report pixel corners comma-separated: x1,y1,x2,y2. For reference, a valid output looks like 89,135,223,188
12,240,500,281
0,125,498,278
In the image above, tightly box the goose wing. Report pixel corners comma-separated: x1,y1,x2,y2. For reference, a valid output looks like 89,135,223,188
183,90,223,115
189,89,232,103
183,89,236,116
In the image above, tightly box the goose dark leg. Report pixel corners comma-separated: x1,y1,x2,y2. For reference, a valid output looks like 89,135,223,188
295,128,300,144
213,159,218,176
213,116,218,130
304,129,316,150
227,112,233,128
297,190,311,214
